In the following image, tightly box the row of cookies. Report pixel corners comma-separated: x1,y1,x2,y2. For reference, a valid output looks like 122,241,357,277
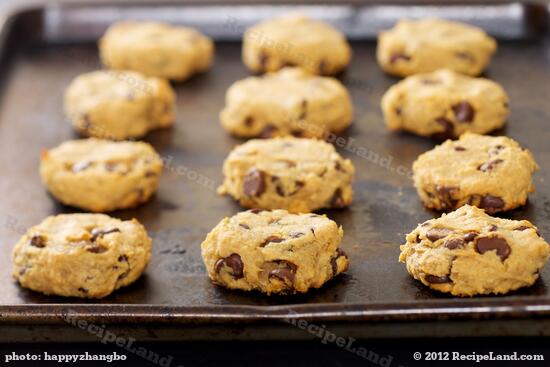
13,22,215,297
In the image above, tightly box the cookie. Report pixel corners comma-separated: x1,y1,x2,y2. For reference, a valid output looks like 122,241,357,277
382,69,509,139
399,205,549,296
64,70,175,140
218,137,354,213
413,133,538,214
377,18,497,77
40,139,163,212
220,67,353,138
12,214,152,298
201,209,349,294
242,14,351,75
99,21,214,81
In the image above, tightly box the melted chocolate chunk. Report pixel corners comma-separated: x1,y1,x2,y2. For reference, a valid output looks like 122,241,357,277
29,235,46,248
243,169,266,197
426,228,453,241
475,236,511,261
425,274,452,284
454,146,466,151
479,195,505,214
462,231,479,242
452,101,475,123
432,118,455,140
249,208,264,214
215,253,244,279
330,248,347,276
118,255,128,262
239,223,251,230
261,236,285,247
478,159,503,172
444,238,465,250
435,185,458,210
90,228,121,242
268,261,297,286
515,225,532,231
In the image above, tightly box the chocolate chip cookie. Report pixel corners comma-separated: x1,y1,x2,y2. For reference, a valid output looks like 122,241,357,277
218,137,354,213
99,21,214,81
12,214,152,298
40,139,163,212
382,69,509,140
413,133,538,214
377,18,497,77
400,205,549,296
220,67,353,138
243,14,351,75
201,209,349,295
64,70,175,140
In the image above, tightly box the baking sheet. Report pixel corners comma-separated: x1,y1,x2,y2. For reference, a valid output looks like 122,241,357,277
0,1,549,341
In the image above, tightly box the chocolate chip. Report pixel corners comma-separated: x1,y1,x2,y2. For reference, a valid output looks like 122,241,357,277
390,53,411,63
118,255,128,262
334,161,345,172
87,245,107,254
290,129,304,137
239,223,250,230
475,236,511,261
259,124,277,138
435,185,458,210
72,161,91,172
515,225,532,231
444,238,465,250
478,159,503,172
425,274,451,284
268,261,297,286
290,232,304,238
29,235,45,248
330,188,346,209
249,208,264,214
454,146,466,151
243,169,266,197
261,236,285,247
275,183,285,197
432,117,455,140
330,248,347,276
426,228,453,241
310,228,315,236
414,234,421,243
215,253,244,279
78,287,88,293
288,181,305,196
479,195,505,214
452,101,475,123
463,231,479,242
244,116,254,127
90,228,121,242
488,224,498,232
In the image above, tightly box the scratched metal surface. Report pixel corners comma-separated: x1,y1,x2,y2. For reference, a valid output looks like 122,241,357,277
0,3,549,337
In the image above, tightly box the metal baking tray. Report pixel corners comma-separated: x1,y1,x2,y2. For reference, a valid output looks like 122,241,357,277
1,0,550,342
